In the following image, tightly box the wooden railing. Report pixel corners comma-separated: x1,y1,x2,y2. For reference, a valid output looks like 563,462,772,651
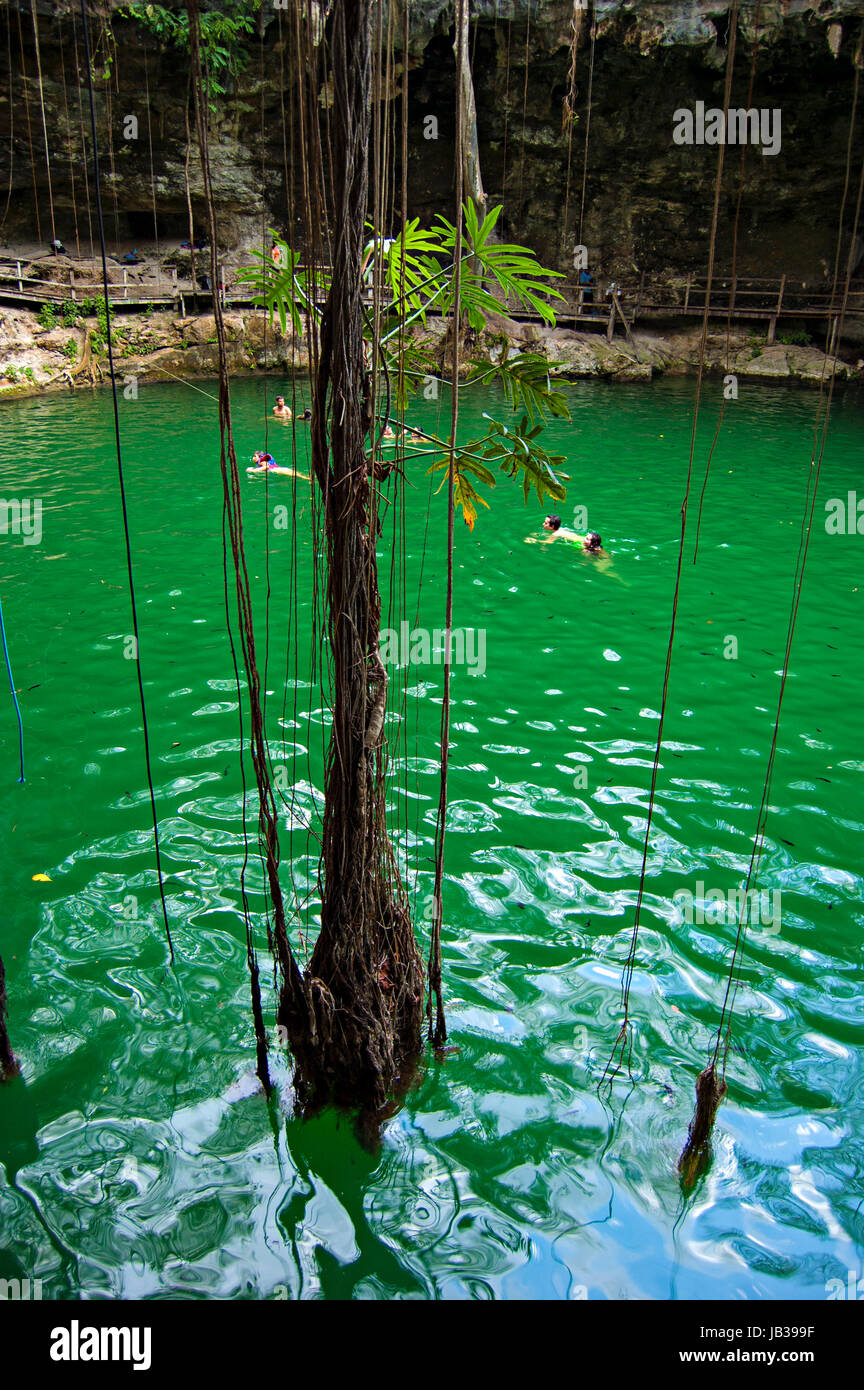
1,261,862,346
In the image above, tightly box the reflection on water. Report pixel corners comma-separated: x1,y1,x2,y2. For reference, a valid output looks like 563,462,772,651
0,377,862,1299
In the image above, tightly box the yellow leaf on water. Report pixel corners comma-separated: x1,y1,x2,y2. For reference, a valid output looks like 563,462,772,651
32,873,51,882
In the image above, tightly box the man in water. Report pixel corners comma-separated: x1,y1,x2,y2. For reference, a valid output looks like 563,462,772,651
532,515,605,552
273,395,292,419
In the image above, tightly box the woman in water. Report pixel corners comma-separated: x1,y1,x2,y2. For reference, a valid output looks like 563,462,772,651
528,515,605,552
248,450,309,480
250,450,277,472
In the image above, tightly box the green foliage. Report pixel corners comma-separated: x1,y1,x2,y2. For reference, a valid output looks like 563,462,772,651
234,234,324,336
778,329,811,347
120,2,261,99
374,219,447,323
23,366,35,382
79,296,97,317
466,351,571,424
430,202,566,331
426,415,569,530
38,303,56,331
3,364,19,381
64,338,78,362
239,203,573,529
61,299,79,327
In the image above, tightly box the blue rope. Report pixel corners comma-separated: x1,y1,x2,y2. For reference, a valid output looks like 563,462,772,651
0,591,24,783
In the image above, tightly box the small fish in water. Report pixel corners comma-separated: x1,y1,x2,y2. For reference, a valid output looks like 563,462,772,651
32,873,51,882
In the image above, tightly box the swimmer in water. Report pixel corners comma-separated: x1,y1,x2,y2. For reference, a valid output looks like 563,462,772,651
251,450,276,470
273,396,292,419
248,450,309,479
382,422,396,441
527,514,602,550
527,516,628,583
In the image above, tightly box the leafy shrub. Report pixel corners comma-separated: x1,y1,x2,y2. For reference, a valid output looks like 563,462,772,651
778,329,811,347
61,299,79,327
38,303,57,331
64,338,78,362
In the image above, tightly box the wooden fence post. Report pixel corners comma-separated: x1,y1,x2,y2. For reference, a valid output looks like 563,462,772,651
767,274,785,345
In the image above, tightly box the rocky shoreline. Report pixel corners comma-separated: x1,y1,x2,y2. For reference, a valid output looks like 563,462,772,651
0,304,859,402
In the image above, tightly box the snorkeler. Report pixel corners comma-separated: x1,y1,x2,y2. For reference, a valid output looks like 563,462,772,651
273,396,292,419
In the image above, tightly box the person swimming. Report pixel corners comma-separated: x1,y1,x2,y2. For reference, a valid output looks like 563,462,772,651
546,516,604,552
273,395,292,419
251,450,276,468
527,515,607,554
248,450,309,480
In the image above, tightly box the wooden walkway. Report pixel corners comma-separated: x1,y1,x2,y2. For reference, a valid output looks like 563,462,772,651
1,259,861,348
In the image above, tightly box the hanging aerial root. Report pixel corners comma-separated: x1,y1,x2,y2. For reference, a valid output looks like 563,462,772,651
0,954,20,1082
678,1063,727,1190
562,0,587,132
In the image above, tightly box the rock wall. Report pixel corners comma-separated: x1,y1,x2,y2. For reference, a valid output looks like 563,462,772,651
0,300,856,400
1,2,863,285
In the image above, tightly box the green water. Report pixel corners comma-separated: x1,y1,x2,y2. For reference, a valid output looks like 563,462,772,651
0,374,862,1300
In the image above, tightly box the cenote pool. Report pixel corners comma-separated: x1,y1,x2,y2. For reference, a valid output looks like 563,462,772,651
0,375,862,1300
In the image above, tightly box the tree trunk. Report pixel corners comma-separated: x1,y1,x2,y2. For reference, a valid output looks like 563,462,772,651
453,0,485,213
278,0,424,1114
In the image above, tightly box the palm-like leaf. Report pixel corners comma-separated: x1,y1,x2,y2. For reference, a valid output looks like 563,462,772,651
234,232,327,337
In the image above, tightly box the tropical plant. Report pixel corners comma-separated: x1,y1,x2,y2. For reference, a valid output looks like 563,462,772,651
120,2,261,100
242,204,572,530
38,303,56,331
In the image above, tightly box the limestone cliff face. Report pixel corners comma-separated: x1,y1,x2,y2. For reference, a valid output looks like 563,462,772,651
1,1,862,285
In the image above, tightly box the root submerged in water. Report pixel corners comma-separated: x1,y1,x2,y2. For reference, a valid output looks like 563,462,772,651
678,1063,727,1191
